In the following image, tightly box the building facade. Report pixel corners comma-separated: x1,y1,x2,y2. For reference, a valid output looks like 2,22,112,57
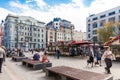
73,30,86,41
86,6,120,42
4,14,46,50
46,18,74,44
0,21,4,46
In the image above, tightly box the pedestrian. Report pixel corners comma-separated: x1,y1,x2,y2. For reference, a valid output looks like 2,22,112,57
56,47,61,59
33,49,40,61
95,47,102,66
87,45,94,67
102,46,115,74
0,46,6,73
71,47,75,57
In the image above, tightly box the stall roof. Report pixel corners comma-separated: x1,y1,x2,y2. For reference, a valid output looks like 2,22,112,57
71,40,93,45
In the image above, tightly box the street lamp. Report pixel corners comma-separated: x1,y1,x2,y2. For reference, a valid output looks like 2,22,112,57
16,23,19,55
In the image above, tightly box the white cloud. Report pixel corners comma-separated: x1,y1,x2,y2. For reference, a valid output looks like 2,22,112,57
0,8,15,22
0,0,120,32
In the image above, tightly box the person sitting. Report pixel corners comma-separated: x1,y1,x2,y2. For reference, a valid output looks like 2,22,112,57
33,53,40,61
18,49,25,57
42,53,49,63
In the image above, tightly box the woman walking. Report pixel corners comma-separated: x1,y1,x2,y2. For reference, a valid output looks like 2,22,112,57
102,47,115,74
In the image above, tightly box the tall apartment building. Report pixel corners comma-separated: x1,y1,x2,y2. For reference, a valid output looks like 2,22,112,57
46,18,74,44
4,14,46,50
73,30,86,41
86,6,120,42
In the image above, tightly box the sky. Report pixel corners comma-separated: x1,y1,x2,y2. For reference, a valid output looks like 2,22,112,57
0,0,120,32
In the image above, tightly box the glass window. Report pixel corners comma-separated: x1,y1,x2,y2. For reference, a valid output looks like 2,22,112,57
88,19,90,22
100,20,105,26
108,11,115,16
88,34,90,38
21,38,23,41
108,17,115,23
92,17,98,21
38,39,40,42
88,24,91,32
100,14,106,18
92,22,97,28
41,29,43,32
41,34,44,37
119,16,120,22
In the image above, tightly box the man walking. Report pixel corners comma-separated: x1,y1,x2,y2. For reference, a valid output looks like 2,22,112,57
0,46,6,73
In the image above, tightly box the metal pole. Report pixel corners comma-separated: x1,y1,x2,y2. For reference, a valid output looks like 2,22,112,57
16,23,19,55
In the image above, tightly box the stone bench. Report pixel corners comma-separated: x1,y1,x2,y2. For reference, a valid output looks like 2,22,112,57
22,59,52,70
46,66,113,80
12,56,28,62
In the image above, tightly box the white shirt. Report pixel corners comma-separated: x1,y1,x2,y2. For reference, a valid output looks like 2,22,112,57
0,47,6,58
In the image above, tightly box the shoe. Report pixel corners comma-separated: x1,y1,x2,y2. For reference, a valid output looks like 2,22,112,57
107,72,111,74
0,71,2,73
105,67,107,72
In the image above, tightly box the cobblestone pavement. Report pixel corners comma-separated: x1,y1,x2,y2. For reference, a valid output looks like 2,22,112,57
0,52,120,80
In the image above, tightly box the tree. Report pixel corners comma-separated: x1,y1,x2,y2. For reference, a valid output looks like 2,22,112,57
97,22,114,43
113,22,120,35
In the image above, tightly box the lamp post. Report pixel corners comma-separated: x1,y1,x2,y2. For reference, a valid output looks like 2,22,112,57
16,23,19,55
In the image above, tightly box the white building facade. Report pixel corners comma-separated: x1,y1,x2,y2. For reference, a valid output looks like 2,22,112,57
4,14,46,50
73,30,86,41
86,6,120,42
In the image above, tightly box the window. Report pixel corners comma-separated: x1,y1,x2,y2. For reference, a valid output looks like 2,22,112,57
88,19,90,22
38,39,40,42
92,30,97,35
100,14,106,18
50,32,52,35
34,39,36,42
108,17,115,23
34,28,36,31
92,17,98,21
88,24,90,32
100,20,105,26
92,22,97,28
56,23,58,25
38,34,40,37
41,34,44,37
21,38,23,41
119,10,120,13
109,11,115,16
41,39,43,42
88,34,90,38
41,29,43,32
119,16,120,22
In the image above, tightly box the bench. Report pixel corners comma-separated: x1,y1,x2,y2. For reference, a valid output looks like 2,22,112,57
22,59,52,70
12,56,28,62
46,66,113,80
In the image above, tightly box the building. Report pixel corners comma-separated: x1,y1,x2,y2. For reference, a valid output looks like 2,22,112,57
46,18,74,44
86,6,120,42
4,14,46,50
73,30,86,41
0,21,4,46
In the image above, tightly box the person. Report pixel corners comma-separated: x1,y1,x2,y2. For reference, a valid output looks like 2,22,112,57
102,47,115,74
87,45,94,67
95,47,102,66
71,48,75,57
0,46,6,73
33,49,40,61
56,47,61,59
42,53,49,63
18,49,25,57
